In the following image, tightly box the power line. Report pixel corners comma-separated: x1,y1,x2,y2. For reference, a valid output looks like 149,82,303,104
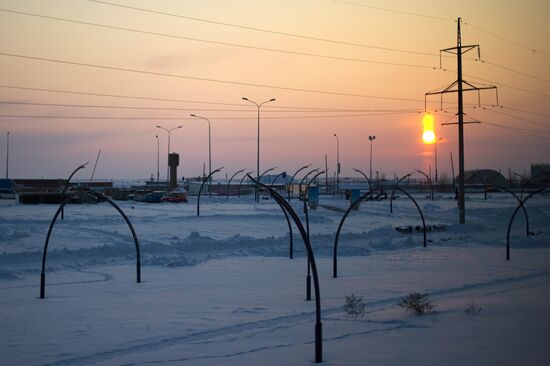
0,52,425,103
501,105,550,119
86,0,440,58
0,8,437,70
329,0,453,22
437,68,550,99
324,2,550,58
475,106,550,129
0,111,418,120
0,84,418,112
465,21,550,58
481,121,550,140
5,7,548,88
0,100,419,114
478,59,550,85
467,114,550,139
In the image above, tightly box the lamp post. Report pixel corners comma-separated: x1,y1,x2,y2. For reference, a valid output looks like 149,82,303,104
5,131,9,179
242,97,276,202
155,134,159,183
333,134,339,195
434,137,442,184
156,125,182,183
190,114,212,183
368,135,376,182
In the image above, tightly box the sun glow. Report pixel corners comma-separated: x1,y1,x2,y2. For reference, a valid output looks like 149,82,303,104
422,114,436,144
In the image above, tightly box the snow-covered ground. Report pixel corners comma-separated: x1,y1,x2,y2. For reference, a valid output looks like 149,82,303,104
1,192,549,365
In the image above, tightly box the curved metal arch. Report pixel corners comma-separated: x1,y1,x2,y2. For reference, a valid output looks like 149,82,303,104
415,169,434,201
493,184,531,236
238,171,253,197
248,175,323,363
393,187,427,248
465,170,500,200
506,187,548,260
288,164,311,200
255,166,276,201
303,170,326,300
334,186,427,278
390,172,414,213
197,167,223,216
332,190,374,278
40,188,141,299
352,167,372,191
270,171,286,187
299,168,319,197
61,162,89,220
226,168,246,198
281,203,294,259
517,172,550,200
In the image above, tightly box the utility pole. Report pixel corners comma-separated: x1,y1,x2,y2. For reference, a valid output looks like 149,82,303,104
425,17,497,224
155,134,159,183
325,154,328,194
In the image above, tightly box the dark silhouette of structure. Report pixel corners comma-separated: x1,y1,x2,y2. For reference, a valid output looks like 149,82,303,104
425,17,498,224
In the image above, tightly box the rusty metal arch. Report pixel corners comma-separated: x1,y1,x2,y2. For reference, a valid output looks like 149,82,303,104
506,187,548,260
249,175,323,363
40,188,141,299
334,186,426,278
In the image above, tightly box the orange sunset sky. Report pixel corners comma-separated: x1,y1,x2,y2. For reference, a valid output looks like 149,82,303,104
0,0,548,180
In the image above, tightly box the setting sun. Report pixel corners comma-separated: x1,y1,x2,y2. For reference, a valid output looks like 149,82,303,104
422,130,436,144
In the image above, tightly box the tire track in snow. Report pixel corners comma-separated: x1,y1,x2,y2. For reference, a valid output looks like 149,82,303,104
0,269,112,291
40,269,550,366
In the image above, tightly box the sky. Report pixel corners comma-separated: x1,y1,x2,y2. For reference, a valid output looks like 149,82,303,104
0,0,549,180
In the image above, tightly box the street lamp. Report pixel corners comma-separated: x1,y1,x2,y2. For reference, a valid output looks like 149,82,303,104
156,125,182,183
242,97,276,202
434,137,443,184
155,134,160,183
190,114,212,182
5,131,9,179
333,134,339,195
368,135,376,182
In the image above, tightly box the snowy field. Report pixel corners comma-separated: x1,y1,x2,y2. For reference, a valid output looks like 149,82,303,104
1,192,550,365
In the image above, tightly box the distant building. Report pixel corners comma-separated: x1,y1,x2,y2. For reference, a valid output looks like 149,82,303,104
462,169,506,188
531,163,550,178
531,163,550,186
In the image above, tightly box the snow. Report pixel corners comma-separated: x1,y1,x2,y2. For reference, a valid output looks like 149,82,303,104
1,192,549,365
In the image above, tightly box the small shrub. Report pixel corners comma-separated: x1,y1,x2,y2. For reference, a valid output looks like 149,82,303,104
343,294,366,318
398,292,436,316
464,302,482,315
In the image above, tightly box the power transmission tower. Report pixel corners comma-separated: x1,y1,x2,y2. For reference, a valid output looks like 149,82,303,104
425,17,498,224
